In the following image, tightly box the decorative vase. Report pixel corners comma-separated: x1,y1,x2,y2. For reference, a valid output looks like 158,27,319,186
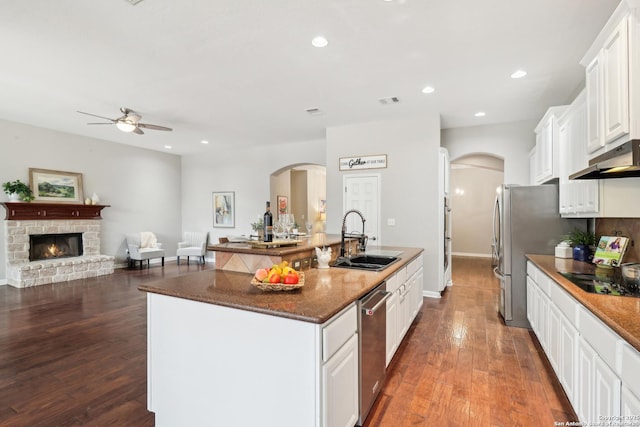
315,247,332,269
573,244,591,262
8,192,20,202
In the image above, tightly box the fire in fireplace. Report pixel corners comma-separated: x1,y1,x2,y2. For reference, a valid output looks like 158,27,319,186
29,233,84,262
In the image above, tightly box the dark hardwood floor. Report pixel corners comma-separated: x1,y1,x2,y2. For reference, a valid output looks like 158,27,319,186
0,256,576,426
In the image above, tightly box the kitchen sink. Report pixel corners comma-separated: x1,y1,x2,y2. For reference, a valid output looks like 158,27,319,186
332,255,400,272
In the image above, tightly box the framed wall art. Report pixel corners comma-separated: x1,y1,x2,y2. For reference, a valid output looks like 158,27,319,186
213,191,235,228
29,168,84,203
277,195,288,218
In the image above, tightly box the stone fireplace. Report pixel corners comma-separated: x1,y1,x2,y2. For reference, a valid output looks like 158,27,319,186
3,202,114,288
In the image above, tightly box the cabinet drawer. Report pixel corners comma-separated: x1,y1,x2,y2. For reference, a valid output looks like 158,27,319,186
578,306,620,370
527,261,541,283
322,303,357,362
550,281,578,326
386,273,400,294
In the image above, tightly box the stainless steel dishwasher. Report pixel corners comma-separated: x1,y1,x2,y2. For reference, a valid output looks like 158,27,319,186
357,281,391,426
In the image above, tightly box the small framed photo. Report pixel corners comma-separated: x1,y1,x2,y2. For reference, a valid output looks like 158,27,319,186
29,168,84,203
277,195,288,218
213,191,235,228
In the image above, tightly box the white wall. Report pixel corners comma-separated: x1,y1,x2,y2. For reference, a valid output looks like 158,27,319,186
0,118,182,281
180,140,326,245
441,120,536,185
326,115,442,294
450,165,503,256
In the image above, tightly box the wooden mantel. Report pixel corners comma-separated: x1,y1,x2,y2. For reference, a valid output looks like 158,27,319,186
0,202,110,220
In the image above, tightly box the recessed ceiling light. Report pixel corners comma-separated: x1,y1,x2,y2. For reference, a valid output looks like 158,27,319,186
311,36,328,48
164,145,172,149
421,86,435,94
474,112,486,117
201,140,209,144
511,70,527,79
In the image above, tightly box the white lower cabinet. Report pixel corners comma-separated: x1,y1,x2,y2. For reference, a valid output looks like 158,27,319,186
386,257,423,368
385,290,398,367
322,333,359,427
526,263,640,424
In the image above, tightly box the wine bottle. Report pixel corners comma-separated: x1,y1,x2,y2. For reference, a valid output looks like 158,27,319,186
263,201,273,242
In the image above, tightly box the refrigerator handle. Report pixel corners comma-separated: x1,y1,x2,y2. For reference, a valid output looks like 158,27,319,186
492,196,499,258
493,266,504,280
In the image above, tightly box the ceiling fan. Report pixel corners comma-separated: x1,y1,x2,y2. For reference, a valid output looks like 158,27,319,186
77,107,172,134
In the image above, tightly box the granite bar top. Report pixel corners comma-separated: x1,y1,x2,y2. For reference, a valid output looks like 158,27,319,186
207,233,349,256
139,246,423,324
527,254,640,352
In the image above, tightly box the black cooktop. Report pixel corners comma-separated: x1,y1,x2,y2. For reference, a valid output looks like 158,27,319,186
559,272,640,298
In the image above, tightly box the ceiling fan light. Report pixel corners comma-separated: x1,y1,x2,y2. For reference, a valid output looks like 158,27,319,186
116,121,136,133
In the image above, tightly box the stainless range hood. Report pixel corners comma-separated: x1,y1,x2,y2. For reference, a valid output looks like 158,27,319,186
570,140,640,179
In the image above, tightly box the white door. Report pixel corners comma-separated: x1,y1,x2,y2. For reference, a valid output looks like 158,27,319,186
343,174,381,245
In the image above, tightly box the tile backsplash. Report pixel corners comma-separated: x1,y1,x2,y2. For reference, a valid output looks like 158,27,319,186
595,218,640,263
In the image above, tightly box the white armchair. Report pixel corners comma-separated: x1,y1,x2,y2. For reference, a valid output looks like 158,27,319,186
126,232,165,269
176,231,209,265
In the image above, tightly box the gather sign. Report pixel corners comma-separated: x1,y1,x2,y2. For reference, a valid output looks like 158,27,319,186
339,154,387,171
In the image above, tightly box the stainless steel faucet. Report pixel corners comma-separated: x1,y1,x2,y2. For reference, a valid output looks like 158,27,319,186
340,209,368,258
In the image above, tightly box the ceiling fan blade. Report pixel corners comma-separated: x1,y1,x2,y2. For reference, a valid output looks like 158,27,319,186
133,127,144,135
138,123,173,132
77,111,116,122
86,122,115,125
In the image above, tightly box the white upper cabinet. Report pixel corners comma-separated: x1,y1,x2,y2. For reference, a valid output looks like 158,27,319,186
533,106,568,185
602,16,630,144
558,90,600,217
581,1,640,159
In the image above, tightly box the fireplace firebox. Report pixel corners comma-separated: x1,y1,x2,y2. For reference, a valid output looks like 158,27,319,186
29,233,84,262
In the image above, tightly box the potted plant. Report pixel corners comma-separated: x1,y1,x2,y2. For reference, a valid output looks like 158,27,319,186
564,228,596,262
2,179,34,202
251,218,264,239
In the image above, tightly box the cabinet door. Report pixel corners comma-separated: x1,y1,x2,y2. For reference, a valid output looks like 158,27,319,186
536,288,549,351
548,304,561,372
386,292,398,367
397,284,410,341
602,16,630,145
526,277,536,328
621,386,640,417
537,118,554,182
577,337,595,423
560,314,578,406
322,333,358,427
593,355,622,419
529,147,537,185
586,55,604,154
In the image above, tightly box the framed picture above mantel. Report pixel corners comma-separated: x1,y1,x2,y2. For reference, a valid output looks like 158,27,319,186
29,168,84,204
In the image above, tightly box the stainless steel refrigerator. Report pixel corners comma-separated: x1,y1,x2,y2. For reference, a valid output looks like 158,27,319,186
492,184,585,328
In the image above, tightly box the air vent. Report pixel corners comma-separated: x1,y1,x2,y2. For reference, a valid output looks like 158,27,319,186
305,108,323,116
124,0,144,5
378,97,400,105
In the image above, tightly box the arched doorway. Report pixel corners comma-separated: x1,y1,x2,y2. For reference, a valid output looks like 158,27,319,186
450,154,504,257
270,164,326,234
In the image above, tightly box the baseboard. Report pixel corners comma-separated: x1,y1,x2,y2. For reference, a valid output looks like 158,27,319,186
0,278,7,286
423,290,442,299
452,252,492,258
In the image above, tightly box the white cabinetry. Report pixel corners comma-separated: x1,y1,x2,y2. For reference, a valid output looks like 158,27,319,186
525,262,640,423
533,106,568,184
581,3,640,157
558,90,600,217
322,334,358,427
385,255,423,368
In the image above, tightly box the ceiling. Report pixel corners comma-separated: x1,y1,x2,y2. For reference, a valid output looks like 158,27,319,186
0,0,621,155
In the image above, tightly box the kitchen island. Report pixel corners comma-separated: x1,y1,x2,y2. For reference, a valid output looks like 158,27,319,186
139,246,423,427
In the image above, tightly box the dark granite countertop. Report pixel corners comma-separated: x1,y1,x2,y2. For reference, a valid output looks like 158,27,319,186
527,254,640,352
207,233,349,256
139,246,423,324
